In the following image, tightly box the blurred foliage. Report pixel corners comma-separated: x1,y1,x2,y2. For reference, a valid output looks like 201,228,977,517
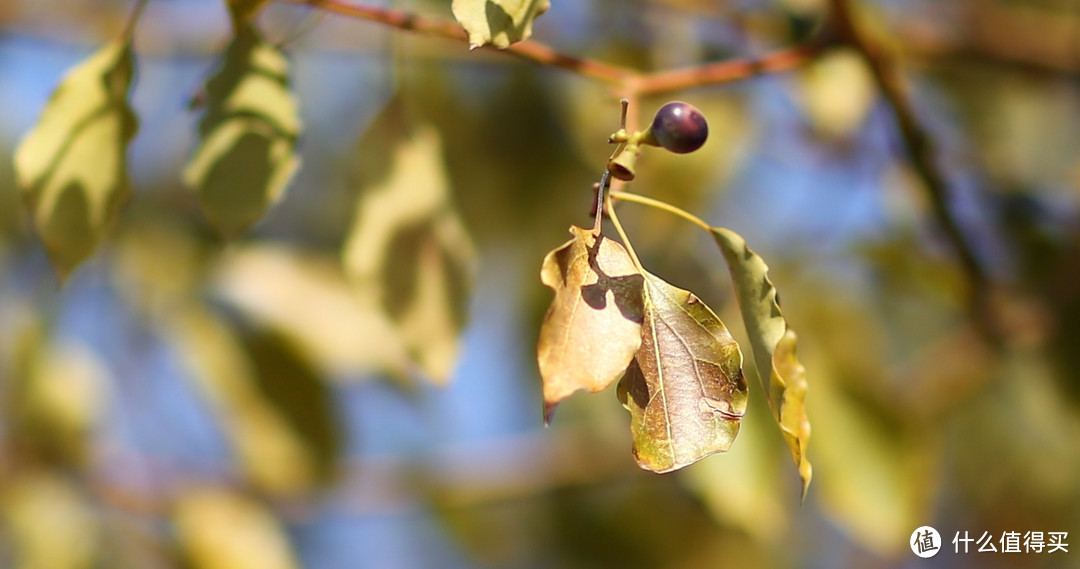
2,0,1080,568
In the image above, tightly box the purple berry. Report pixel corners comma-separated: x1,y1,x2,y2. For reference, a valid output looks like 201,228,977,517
649,102,708,154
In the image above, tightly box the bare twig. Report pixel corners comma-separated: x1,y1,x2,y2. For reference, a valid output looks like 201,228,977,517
278,0,633,84
278,0,820,95
631,41,827,95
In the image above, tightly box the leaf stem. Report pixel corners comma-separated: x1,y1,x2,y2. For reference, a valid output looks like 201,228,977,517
610,190,711,233
122,0,150,40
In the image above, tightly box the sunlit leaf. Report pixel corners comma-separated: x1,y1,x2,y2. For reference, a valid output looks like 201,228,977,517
13,39,138,281
451,0,550,49
343,124,475,385
7,326,108,466
163,306,333,494
711,227,812,495
212,244,412,380
537,226,644,420
617,271,746,473
174,487,298,569
0,471,99,569
184,23,300,238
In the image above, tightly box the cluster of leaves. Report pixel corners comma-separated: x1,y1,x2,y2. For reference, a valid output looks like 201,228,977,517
537,210,810,490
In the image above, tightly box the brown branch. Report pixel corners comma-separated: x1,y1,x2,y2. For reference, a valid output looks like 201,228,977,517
631,41,827,96
827,0,997,338
278,0,822,96
277,0,632,84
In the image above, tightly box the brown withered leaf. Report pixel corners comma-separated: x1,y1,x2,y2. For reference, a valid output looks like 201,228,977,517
618,271,747,473
712,227,812,496
537,226,644,421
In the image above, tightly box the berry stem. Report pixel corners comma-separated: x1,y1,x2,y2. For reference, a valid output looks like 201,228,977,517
609,190,711,233
605,194,645,276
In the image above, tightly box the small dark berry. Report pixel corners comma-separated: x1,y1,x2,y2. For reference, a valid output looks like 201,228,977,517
648,102,708,154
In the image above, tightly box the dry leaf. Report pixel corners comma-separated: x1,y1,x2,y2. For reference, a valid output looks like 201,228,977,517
537,226,643,420
618,271,746,473
712,227,812,495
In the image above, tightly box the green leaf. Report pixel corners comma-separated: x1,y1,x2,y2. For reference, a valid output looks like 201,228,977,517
451,0,550,49
13,39,138,281
174,487,299,569
537,226,644,420
184,24,300,238
342,124,475,385
618,271,747,473
711,227,812,495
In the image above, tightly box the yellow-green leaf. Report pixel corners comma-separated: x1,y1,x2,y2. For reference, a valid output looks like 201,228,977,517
212,244,413,381
451,0,550,49
13,39,138,281
163,306,333,495
184,24,300,238
343,124,475,385
0,471,99,569
174,487,298,569
7,325,108,467
618,271,747,473
711,227,812,495
537,226,644,420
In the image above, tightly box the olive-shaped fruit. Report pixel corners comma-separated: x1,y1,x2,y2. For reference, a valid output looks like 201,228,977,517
647,102,708,154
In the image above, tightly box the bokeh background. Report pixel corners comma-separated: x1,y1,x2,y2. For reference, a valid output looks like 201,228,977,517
2,0,1080,568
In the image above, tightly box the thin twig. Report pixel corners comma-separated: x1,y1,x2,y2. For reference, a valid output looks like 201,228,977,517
122,0,150,40
277,0,632,84
278,0,823,95
631,41,827,95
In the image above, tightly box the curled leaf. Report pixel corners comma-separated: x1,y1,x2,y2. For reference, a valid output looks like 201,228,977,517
537,226,644,421
184,24,300,238
712,227,812,495
618,272,747,473
14,39,138,281
451,0,550,49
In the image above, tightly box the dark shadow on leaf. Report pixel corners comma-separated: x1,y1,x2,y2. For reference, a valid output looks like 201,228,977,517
199,129,274,237
579,234,644,323
617,358,650,410
41,180,94,273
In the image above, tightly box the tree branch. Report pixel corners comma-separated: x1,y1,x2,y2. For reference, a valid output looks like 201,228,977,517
278,0,821,95
827,0,996,338
277,0,633,84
